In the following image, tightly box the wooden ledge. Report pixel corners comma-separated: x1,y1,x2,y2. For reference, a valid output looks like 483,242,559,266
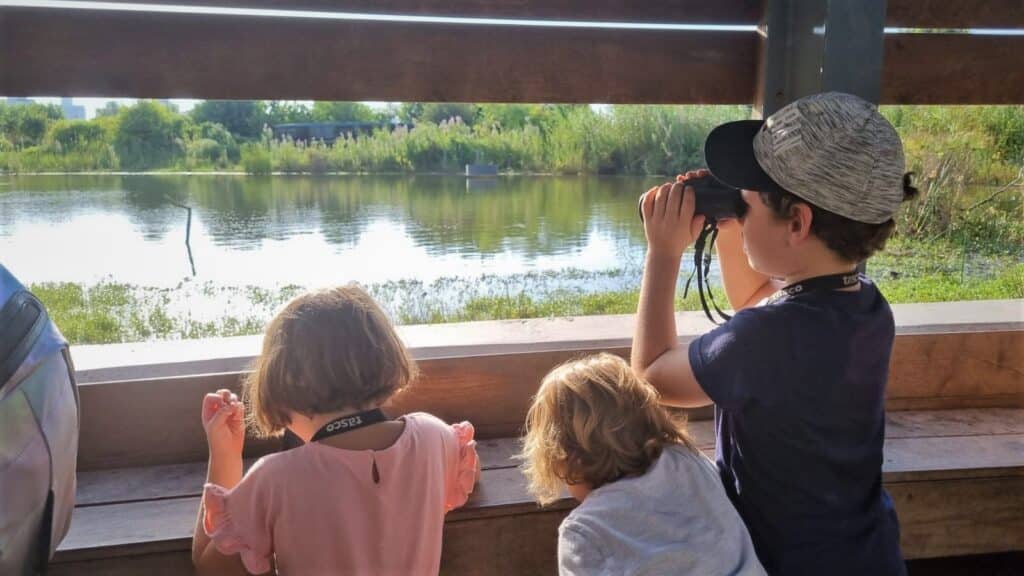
66,301,1024,470
72,300,1024,384
52,408,1024,573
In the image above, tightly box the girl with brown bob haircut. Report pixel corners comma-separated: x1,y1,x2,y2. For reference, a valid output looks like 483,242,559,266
522,353,765,575
245,284,416,437
193,285,480,576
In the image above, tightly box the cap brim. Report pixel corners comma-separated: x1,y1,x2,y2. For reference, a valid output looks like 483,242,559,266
704,120,786,195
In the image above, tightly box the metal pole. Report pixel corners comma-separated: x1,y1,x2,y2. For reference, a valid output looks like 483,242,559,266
756,0,888,275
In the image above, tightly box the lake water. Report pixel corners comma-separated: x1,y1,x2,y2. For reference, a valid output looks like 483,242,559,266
0,173,670,293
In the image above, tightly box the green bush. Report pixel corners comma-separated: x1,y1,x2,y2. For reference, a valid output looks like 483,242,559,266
240,143,272,174
114,101,185,170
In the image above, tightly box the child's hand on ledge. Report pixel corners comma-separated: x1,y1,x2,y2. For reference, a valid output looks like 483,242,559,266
202,389,245,459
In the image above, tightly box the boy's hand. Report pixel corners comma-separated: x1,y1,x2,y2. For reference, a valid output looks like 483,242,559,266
640,170,707,261
202,389,245,458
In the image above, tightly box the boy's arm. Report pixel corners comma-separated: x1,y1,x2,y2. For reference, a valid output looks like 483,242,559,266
631,173,712,408
714,219,780,311
632,250,712,408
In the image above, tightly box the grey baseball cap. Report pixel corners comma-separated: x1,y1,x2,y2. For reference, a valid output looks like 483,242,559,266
704,92,906,224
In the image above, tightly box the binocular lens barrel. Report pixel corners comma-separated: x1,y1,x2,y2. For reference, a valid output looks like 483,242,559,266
637,175,747,222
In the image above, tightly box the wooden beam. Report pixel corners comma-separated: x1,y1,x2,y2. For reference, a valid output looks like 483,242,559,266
0,8,757,103
49,471,1024,573
48,551,194,576
888,476,1024,559
70,301,1024,384
74,326,1024,470
885,330,1024,410
92,331,1024,468
75,437,529,507
882,34,1024,104
886,0,1024,29
56,468,576,565
50,471,1024,573
53,412,1024,572
45,0,1024,29
439,510,565,575
54,0,1024,30
72,411,1024,508
47,0,764,24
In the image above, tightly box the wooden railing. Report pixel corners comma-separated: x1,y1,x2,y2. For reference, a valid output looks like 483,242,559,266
50,301,1024,575
70,301,1023,470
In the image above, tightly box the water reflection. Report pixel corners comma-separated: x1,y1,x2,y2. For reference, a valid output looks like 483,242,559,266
0,174,663,288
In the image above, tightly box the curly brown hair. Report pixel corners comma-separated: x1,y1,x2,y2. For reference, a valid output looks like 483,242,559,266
243,284,417,437
757,173,919,262
520,353,696,505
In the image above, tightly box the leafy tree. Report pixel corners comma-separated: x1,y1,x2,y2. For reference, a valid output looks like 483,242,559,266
310,101,376,123
95,101,122,118
477,104,546,130
46,120,107,151
265,101,313,125
0,102,63,148
184,121,240,164
189,100,266,139
396,102,425,124
421,103,477,126
373,105,398,124
114,101,184,169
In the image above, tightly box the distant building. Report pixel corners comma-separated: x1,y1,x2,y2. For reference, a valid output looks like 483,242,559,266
5,97,33,106
272,121,412,144
61,97,85,120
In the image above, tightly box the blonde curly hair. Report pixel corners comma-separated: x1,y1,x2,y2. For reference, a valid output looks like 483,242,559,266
520,353,695,505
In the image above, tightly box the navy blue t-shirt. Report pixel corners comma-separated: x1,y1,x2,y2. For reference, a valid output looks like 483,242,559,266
688,277,905,576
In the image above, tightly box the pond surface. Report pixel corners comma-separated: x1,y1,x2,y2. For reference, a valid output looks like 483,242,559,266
0,174,667,290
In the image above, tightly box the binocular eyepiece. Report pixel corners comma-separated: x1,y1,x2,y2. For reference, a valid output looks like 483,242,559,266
638,175,747,223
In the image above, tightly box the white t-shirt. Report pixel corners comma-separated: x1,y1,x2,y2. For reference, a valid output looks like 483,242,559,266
558,444,766,576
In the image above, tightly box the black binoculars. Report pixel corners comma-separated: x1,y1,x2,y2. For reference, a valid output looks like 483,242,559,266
637,175,748,223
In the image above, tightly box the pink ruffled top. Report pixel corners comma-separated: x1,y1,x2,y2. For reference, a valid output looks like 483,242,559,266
203,412,478,575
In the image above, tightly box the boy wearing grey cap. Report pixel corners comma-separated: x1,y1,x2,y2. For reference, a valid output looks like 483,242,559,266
632,92,915,576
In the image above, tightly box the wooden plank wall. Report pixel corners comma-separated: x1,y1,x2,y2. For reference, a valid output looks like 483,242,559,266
14,0,1024,27
50,410,1024,573
885,0,1024,28
30,0,766,22
74,311,1024,470
0,8,757,103
3,1,1023,103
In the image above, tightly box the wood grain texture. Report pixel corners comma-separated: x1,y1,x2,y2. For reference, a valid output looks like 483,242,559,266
0,8,757,103
882,34,1024,104
48,551,195,576
889,476,1024,559
886,0,1024,29
45,0,764,23
885,331,1024,408
59,409,1024,569
77,437,525,507
69,301,1024,383
73,410,1024,507
74,328,1024,470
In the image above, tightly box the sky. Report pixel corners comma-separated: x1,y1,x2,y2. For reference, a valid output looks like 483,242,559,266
11,98,398,120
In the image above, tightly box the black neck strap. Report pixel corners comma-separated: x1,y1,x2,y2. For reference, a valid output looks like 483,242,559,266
310,408,388,443
767,271,861,304
684,221,733,325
